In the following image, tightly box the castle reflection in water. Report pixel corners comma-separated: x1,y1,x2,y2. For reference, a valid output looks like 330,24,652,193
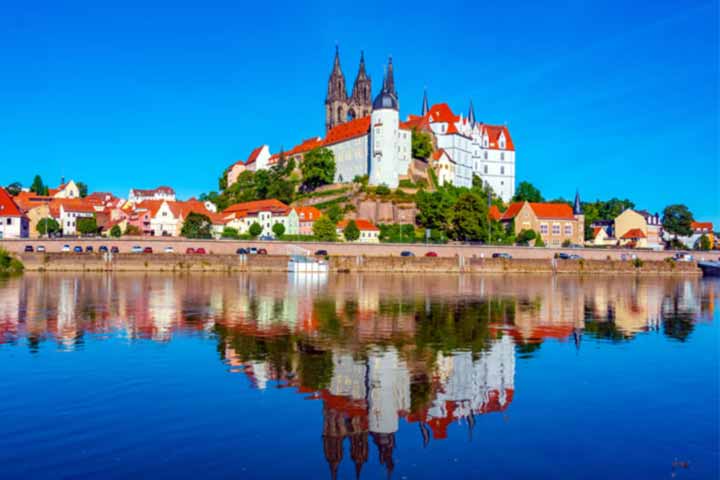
0,273,715,478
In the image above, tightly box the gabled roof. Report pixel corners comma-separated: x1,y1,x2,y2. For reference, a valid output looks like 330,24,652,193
0,187,24,217
56,198,96,214
286,137,324,157
488,205,502,221
501,202,575,220
691,221,713,231
293,206,322,222
223,199,291,217
480,124,515,151
245,146,264,165
621,228,646,240
323,116,371,146
131,186,175,197
337,218,379,231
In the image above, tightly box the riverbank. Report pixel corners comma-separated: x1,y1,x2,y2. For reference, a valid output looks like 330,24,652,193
15,252,701,275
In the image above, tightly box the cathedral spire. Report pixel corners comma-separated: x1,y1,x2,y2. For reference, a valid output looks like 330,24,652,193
468,100,476,126
422,88,429,116
351,50,371,107
333,44,341,71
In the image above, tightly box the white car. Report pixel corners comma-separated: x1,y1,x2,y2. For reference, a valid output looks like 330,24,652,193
36,246,46,253
131,245,143,253
62,245,70,252
164,246,174,253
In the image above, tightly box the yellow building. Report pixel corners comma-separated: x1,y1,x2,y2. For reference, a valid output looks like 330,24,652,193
614,209,662,249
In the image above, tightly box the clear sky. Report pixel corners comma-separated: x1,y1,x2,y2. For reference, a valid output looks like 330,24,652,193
1,0,718,222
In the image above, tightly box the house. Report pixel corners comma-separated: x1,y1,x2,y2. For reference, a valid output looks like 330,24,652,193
223,199,299,237
669,221,715,249
430,149,456,187
0,187,29,239
55,199,96,235
127,186,176,204
336,218,380,243
500,193,584,246
13,191,55,238
293,206,322,236
587,225,616,247
49,180,81,199
619,228,647,248
226,145,272,187
614,209,663,250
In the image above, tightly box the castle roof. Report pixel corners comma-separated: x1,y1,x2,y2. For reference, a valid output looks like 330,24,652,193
323,116,371,146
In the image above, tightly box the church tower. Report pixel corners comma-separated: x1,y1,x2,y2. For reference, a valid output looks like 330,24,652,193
325,46,348,132
349,51,372,120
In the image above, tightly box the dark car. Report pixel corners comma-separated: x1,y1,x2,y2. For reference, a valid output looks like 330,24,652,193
195,248,207,254
257,248,268,255
259,235,274,241
98,246,109,253
315,249,328,256
558,252,582,260
236,248,248,255
425,251,438,257
24,245,34,252
73,246,83,253
400,251,415,257
111,246,120,254
492,252,512,259
186,247,196,254
143,247,153,254
85,246,94,253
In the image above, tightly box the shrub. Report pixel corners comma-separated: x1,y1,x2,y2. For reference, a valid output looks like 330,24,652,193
374,184,391,196
249,222,263,238
272,222,286,238
0,248,24,275
632,257,644,268
343,220,360,242
110,225,122,238
535,235,546,247
561,239,572,247
221,227,240,239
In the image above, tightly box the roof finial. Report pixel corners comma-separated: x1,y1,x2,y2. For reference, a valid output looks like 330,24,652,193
422,88,429,116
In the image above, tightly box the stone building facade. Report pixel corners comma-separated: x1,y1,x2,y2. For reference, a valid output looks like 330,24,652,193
325,47,372,132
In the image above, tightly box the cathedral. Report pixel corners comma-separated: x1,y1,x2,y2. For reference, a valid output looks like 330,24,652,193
325,47,373,132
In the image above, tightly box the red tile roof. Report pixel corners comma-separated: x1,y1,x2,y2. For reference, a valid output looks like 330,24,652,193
481,124,515,151
427,103,458,124
131,186,175,197
501,202,575,220
336,218,379,231
0,187,24,217
245,146,264,165
500,202,525,221
13,191,53,211
593,227,603,238
286,137,324,157
488,205,502,221
293,206,322,222
323,116,371,146
691,221,713,231
621,228,646,239
223,199,291,217
56,199,96,214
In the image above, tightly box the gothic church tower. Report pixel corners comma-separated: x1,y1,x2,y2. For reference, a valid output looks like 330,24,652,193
325,47,372,132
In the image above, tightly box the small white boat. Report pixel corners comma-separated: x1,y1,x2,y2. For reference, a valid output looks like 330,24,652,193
288,254,329,273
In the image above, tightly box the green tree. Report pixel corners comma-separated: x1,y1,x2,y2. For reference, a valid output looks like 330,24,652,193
301,147,336,191
125,225,141,236
343,220,360,241
30,175,48,195
313,215,338,242
516,229,536,246
447,192,488,241
5,182,22,196
512,181,544,203
110,224,122,238
374,184,391,196
248,222,263,238
695,234,711,251
76,182,88,198
662,204,693,238
272,222,286,238
326,204,343,223
415,189,455,232
181,212,213,239
221,226,240,239
37,218,60,236
411,128,433,159
76,216,98,235
535,234,546,247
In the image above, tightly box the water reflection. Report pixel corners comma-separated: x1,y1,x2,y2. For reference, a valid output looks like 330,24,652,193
0,273,716,478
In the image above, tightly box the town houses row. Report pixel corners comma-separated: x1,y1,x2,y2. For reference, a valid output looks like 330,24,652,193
0,181,381,242
225,50,517,201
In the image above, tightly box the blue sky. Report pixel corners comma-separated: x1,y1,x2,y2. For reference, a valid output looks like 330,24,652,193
1,0,717,222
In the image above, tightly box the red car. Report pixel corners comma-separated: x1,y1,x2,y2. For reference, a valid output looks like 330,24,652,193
257,248,268,255
186,247,195,254
195,248,207,254
425,251,438,257
143,247,153,254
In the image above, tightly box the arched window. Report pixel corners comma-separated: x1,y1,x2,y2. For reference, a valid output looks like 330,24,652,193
347,109,356,121
337,106,343,123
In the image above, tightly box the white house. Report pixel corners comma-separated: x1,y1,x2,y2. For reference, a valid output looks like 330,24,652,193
57,200,95,235
49,180,81,199
223,199,299,238
0,187,29,239
336,218,380,243
128,186,176,204
431,149,456,186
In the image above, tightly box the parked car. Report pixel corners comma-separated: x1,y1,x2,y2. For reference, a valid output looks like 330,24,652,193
164,246,174,253
492,252,512,259
36,245,46,253
249,247,258,255
24,245,34,252
673,253,694,262
558,252,582,260
143,247,153,254
257,248,268,255
185,247,195,254
400,251,415,257
259,235,274,241
131,246,143,253
195,248,207,254
62,244,71,252
85,246,94,252
315,249,328,256
73,246,83,253
236,248,248,255
111,246,120,254
425,251,438,257
98,246,109,253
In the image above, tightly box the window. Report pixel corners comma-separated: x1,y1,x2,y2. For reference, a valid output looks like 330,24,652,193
564,224,573,235
484,152,488,159
552,224,561,235
540,223,548,234
6,218,11,225
501,166,505,175
500,152,505,161
484,165,488,174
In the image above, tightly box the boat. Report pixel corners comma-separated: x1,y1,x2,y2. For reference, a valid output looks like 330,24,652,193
288,254,329,273
698,261,720,277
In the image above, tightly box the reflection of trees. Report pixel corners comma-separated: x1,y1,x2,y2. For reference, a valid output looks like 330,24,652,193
582,302,633,342
298,344,334,391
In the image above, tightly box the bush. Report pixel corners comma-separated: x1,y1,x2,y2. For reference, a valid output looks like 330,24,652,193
535,235,546,247
221,227,240,239
313,215,338,242
37,218,60,236
110,225,122,238
516,229,536,246
374,184,391,196
249,222,263,238
398,179,417,188
561,239,572,247
0,248,23,275
272,222,286,238
343,220,360,241
632,257,644,268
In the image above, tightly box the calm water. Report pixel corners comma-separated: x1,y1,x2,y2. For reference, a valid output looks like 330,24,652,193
0,273,717,479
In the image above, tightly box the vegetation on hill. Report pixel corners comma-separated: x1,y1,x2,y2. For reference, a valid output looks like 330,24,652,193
301,147,336,191
0,248,23,275
411,129,433,159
